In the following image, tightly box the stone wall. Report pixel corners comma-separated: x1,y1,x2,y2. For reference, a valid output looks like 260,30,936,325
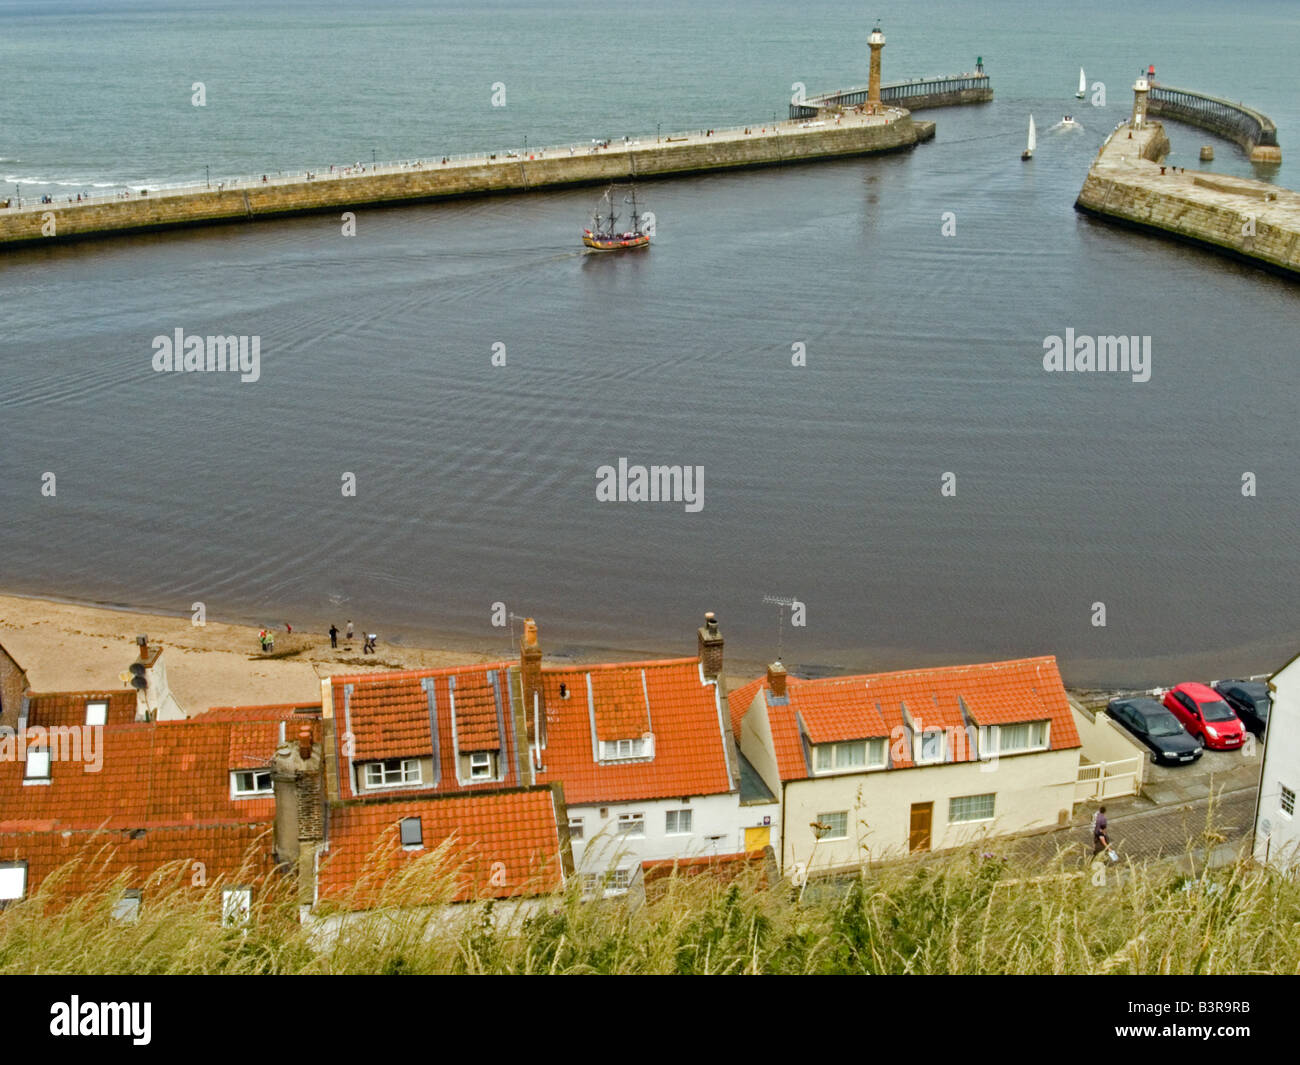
0,117,930,251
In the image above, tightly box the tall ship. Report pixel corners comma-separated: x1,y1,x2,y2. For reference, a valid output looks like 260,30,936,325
582,184,651,251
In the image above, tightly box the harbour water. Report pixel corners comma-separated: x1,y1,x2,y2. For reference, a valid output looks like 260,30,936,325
1,0,1298,685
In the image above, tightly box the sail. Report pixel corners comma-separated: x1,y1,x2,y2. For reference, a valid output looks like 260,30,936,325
1079,68,1087,93
1027,115,1037,151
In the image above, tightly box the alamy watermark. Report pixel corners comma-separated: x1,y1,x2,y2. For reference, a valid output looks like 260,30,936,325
1042,329,1151,383
0,724,103,773
151,328,261,383
595,458,704,513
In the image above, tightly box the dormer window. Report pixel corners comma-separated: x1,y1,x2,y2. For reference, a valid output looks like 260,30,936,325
363,758,421,788
600,736,653,762
85,701,108,726
469,752,493,780
914,729,945,765
232,769,273,797
814,739,885,774
980,720,1049,757
23,748,50,783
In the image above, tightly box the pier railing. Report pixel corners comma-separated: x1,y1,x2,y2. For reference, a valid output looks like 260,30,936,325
1147,84,1279,157
2,112,910,214
791,73,991,118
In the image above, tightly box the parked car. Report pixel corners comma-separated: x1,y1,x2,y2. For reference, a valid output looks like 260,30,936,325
1161,682,1246,750
1107,697,1203,765
1212,679,1270,739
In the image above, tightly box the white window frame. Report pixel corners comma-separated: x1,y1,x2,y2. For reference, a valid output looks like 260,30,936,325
605,868,631,896
363,758,422,789
222,887,251,926
616,812,646,838
949,793,996,824
568,817,584,841
468,751,493,780
980,720,1050,757
816,811,848,840
23,748,50,782
0,862,26,903
85,700,108,726
914,729,945,765
814,739,886,775
231,769,273,798
599,736,654,762
665,809,693,835
1282,784,1296,819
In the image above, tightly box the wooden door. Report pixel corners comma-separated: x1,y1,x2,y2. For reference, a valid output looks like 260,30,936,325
744,826,770,852
909,802,933,852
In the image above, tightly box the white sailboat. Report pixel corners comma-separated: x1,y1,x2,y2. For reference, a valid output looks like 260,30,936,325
1021,114,1036,160
1076,67,1087,99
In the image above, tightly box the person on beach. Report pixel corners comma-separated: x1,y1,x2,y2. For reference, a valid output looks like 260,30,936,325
285,622,292,634
329,624,338,649
346,619,354,641
258,628,267,652
1092,806,1109,856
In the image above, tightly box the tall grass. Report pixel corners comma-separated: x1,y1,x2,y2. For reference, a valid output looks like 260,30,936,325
3,844,1297,974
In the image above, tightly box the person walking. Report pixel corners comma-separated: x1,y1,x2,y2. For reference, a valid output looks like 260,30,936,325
259,628,267,652
329,624,339,649
346,619,354,641
1092,806,1109,856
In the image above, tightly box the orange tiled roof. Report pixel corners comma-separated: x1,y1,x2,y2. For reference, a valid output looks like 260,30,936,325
0,824,276,900
26,690,137,728
534,658,733,805
316,788,565,908
0,720,281,831
193,703,322,722
330,664,521,800
730,657,1081,782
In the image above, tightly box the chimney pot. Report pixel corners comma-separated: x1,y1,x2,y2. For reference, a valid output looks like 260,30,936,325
137,634,149,660
297,724,312,760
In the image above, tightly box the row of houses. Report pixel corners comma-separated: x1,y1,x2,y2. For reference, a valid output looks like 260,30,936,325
5,610,1286,918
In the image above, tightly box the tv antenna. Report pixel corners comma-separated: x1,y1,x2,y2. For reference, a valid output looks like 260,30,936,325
762,595,797,660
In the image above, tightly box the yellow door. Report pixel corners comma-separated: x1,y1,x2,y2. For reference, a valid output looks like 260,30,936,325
744,826,770,852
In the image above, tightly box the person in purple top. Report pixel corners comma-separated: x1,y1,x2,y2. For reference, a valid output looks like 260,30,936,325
1092,806,1109,855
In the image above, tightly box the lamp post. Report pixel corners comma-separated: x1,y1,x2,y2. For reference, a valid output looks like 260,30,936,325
205,165,210,188
657,122,661,143
371,148,376,167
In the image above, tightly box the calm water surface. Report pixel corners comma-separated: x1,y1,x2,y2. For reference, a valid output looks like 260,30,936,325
1,0,1298,685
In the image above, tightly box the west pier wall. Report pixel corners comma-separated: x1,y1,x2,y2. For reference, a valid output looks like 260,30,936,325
0,116,934,251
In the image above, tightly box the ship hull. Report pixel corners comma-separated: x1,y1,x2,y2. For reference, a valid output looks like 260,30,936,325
582,234,651,251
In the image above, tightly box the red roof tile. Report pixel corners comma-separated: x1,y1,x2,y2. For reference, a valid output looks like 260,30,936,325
534,658,733,805
316,788,565,908
729,656,1081,782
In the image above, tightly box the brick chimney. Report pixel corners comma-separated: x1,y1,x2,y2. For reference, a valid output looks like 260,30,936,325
0,642,30,734
767,660,787,698
272,725,324,905
520,618,544,742
697,612,724,680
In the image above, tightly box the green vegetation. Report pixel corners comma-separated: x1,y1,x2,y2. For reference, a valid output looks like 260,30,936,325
2,842,1297,974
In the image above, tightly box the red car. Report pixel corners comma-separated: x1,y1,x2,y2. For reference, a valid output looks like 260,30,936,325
1162,683,1246,750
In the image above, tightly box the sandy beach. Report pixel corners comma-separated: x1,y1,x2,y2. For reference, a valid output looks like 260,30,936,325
0,593,502,714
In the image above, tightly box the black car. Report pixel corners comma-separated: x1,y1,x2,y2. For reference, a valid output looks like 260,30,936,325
1107,698,1204,765
1212,679,1270,738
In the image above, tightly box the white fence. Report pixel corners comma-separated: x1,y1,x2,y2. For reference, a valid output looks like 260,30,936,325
1075,757,1141,802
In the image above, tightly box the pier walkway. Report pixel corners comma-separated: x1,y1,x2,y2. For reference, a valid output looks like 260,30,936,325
1076,120,1300,278
0,108,933,249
